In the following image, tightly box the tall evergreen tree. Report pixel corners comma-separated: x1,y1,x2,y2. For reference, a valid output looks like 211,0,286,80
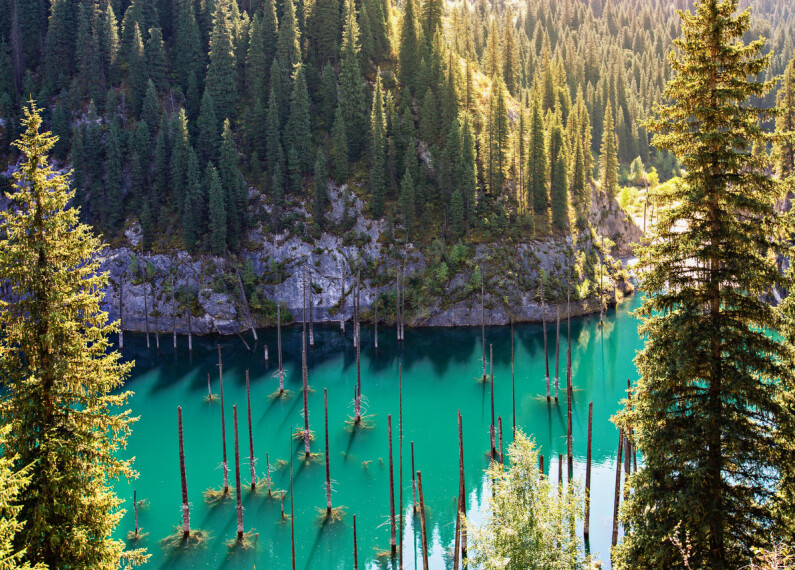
174,0,203,94
600,100,619,201
486,75,509,196
198,89,220,163
330,103,349,182
285,64,312,171
399,167,415,234
128,24,148,116
0,103,148,569
169,108,191,210
310,0,340,67
313,146,328,228
145,27,167,91
370,72,387,218
219,119,245,251
339,0,367,160
615,2,794,568
775,55,795,178
570,135,588,218
398,0,420,92
206,163,227,255
183,147,204,252
276,0,301,70
206,0,238,121
548,115,569,231
104,118,124,230
460,113,477,231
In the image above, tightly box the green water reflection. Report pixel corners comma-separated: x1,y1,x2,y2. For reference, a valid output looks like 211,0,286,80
115,295,642,569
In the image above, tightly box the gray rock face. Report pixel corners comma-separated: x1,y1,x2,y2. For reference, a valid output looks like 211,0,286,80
85,182,641,335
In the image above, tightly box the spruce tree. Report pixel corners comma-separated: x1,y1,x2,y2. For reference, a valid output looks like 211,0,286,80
0,102,148,569
145,27,167,91
104,118,124,230
318,63,338,130
207,0,238,121
600,100,619,201
486,75,509,196
169,108,191,210
339,0,368,160
398,0,420,92
775,55,795,178
198,89,220,163
548,115,569,231
399,167,415,235
370,72,387,218
285,64,312,172
141,80,160,138
206,163,227,255
313,146,328,228
570,135,588,218
183,147,203,252
460,113,477,231
219,119,245,251
330,103,349,182
614,2,794,567
450,188,464,240
246,13,268,100
266,85,285,173
174,0,203,95
276,0,301,70
128,24,148,116
310,0,340,67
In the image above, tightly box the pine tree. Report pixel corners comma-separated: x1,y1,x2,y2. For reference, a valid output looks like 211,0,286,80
104,118,124,230
183,147,203,252
775,55,795,178
198,89,220,163
128,24,147,116
549,114,569,231
399,167,415,234
145,27,167,91
276,0,301,70
313,146,328,228
207,163,227,255
600,100,619,201
310,0,340,67
0,102,148,569
219,119,245,251
207,0,238,121
285,64,312,172
370,72,387,218
339,0,367,160
399,0,420,92
174,0,203,94
615,2,794,567
330,103,349,182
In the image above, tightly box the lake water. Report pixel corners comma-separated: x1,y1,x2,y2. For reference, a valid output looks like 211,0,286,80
114,294,643,569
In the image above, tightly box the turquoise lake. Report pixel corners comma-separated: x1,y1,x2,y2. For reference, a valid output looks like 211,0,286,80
114,294,643,569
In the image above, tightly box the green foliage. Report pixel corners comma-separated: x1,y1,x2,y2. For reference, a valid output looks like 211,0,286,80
207,0,238,121
0,103,148,569
775,55,795,178
600,100,619,201
615,2,795,567
206,163,227,255
399,167,415,234
330,104,349,183
313,146,328,228
398,0,420,92
285,64,313,172
468,430,589,569
370,72,386,218
549,115,569,231
339,0,367,161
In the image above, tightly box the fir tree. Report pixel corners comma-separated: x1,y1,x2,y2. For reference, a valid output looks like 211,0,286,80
370,72,387,218
198,89,220,164
313,146,328,228
145,27,167,91
207,0,238,121
399,167,415,234
207,163,227,255
775,55,795,178
318,63,338,131
549,114,568,231
399,0,420,92
615,2,794,567
183,147,203,252
169,108,191,210
174,0,203,95
0,102,149,569
128,24,147,116
310,0,340,67
600,100,619,201
104,118,124,230
330,103,349,182
339,0,367,160
486,75,509,196
219,119,245,251
276,0,301,70
570,135,588,218
141,80,160,139
285,64,312,172
246,13,269,100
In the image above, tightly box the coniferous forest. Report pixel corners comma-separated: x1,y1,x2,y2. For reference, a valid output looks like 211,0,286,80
1,0,795,568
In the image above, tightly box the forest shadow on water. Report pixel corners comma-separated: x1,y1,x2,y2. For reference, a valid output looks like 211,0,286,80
113,296,642,569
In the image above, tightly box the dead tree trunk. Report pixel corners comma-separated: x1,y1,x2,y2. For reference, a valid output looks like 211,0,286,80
133,489,139,537
290,430,296,570
567,295,572,474
119,272,124,350
411,441,416,512
458,411,467,560
233,405,244,540
399,363,404,568
265,453,272,496
490,344,495,458
400,262,406,341
140,258,150,350
308,265,314,348
354,327,362,424
481,270,486,381
585,401,593,539
219,346,229,494
612,428,625,547
374,283,379,350
236,271,258,343
453,495,461,570
396,263,400,342
178,406,190,538
301,346,310,456
353,514,359,570
417,471,429,570
277,303,285,393
389,414,396,555
340,260,346,333
324,388,332,515
498,416,503,465
171,276,177,350
511,320,515,436
554,310,560,401
246,371,256,489
542,282,549,400
187,280,192,353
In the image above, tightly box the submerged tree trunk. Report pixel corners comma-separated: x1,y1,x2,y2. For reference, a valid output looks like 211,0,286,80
178,406,190,538
389,414,396,554
324,388,332,515
233,405,244,540
219,346,229,493
417,471,429,570
246,371,256,489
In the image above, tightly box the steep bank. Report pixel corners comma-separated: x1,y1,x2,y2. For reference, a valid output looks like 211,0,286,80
98,184,642,335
